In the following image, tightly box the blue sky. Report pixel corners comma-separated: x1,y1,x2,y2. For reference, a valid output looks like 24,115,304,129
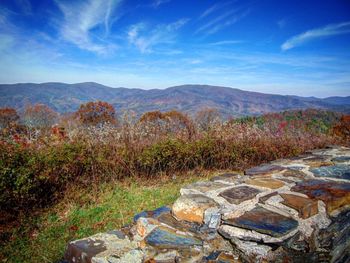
0,0,350,97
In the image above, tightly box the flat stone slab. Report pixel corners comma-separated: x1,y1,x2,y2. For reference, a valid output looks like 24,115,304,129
204,250,240,262
283,169,307,178
64,232,142,263
133,206,170,222
310,165,350,180
157,212,197,233
181,181,231,193
210,173,240,184
223,206,298,237
172,194,218,223
280,193,318,219
219,186,261,204
245,177,285,189
331,156,350,163
303,156,334,168
292,179,350,214
245,164,284,176
145,226,202,249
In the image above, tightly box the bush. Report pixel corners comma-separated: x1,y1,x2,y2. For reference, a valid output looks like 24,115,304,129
0,107,347,216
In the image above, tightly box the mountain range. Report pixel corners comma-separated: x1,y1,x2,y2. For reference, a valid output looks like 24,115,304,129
0,82,349,117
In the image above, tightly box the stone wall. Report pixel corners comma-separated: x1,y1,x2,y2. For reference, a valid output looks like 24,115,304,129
63,145,350,263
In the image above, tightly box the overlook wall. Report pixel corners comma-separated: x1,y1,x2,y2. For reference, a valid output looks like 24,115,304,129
63,146,350,263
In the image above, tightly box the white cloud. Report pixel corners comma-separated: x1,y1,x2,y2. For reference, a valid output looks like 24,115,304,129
55,0,122,54
199,2,230,20
209,40,242,46
127,18,189,53
281,21,350,51
196,8,249,35
152,0,171,8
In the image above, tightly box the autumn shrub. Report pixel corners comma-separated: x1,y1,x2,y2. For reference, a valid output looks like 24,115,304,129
332,115,350,141
0,107,347,215
0,108,19,129
0,141,85,211
76,101,117,126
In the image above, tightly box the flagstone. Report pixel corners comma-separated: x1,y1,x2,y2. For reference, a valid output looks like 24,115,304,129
172,194,218,224
303,156,334,168
219,186,261,205
280,193,318,219
291,179,350,214
133,206,171,222
181,181,231,194
331,156,350,163
282,169,307,178
245,177,285,189
310,165,350,180
223,206,298,237
210,173,240,184
64,232,141,263
145,226,202,249
245,164,285,176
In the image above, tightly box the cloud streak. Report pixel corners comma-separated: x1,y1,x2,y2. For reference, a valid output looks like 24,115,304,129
281,21,350,51
196,7,249,35
127,18,189,53
55,0,122,54
199,2,231,20
152,0,171,8
209,40,242,46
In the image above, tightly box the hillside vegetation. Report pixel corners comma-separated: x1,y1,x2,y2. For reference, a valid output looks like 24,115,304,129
0,102,349,262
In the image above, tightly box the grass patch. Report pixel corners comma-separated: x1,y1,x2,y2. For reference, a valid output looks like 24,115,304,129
0,170,217,263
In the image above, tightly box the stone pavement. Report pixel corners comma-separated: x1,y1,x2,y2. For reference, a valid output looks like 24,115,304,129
64,145,350,263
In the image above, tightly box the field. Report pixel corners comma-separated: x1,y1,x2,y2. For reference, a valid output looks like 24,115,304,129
0,103,349,262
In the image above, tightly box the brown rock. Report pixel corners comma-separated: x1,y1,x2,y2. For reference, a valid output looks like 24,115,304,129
291,179,350,214
283,169,307,178
245,178,285,189
280,193,318,219
219,186,261,204
245,164,285,176
172,194,218,223
303,157,334,168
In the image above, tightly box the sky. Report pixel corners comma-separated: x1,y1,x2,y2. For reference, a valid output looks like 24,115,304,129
0,0,350,97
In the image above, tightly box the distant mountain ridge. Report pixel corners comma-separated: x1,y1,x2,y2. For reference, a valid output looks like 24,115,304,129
0,82,349,117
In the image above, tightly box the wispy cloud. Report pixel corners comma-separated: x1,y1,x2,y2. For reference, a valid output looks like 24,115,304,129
209,40,242,46
198,2,231,20
0,7,14,29
127,18,189,53
152,0,171,8
55,0,123,54
281,21,350,51
196,8,249,35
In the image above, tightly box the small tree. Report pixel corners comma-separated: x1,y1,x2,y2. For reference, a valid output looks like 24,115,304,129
0,107,19,129
333,115,350,141
163,110,195,140
23,104,58,129
139,110,195,140
195,108,221,132
76,101,116,126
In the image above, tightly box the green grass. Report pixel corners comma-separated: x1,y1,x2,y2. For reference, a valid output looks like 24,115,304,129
1,171,218,263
